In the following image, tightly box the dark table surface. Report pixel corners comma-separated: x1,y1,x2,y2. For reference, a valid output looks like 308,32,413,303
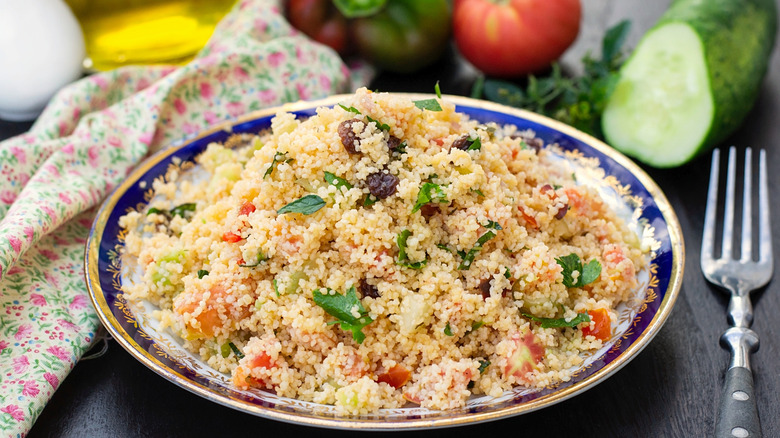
5,0,779,436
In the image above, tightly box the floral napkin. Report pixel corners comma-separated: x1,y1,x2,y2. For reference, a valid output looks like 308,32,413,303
0,1,361,435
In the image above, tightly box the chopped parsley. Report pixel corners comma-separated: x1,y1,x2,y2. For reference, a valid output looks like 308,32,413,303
435,81,442,99
337,104,390,130
471,188,485,197
396,229,428,270
414,99,442,112
478,359,491,374
273,278,280,297
323,171,353,191
482,220,502,230
436,244,452,253
465,135,482,151
221,341,244,359
147,203,196,220
197,269,209,279
312,286,373,344
264,151,290,178
444,322,453,336
458,229,499,270
277,194,326,215
411,182,447,213
363,194,378,207
239,252,269,267
523,311,591,329
503,267,511,279
555,253,602,288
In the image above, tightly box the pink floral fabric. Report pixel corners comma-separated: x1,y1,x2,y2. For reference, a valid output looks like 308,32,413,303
0,1,357,435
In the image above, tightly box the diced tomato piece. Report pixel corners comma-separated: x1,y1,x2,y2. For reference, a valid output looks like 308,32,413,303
504,331,544,381
582,308,611,341
518,206,538,229
377,364,411,389
402,392,421,404
249,352,275,370
239,201,256,216
222,231,242,243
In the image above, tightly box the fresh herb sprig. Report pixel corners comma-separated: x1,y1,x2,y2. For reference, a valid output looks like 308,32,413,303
473,20,631,138
396,229,428,269
312,286,374,343
412,182,447,213
278,194,326,215
555,253,602,288
147,203,196,220
523,311,590,329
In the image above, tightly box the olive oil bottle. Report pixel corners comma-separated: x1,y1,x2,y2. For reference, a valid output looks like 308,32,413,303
65,0,236,71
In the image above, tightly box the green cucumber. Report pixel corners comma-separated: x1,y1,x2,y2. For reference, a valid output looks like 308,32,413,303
602,0,777,167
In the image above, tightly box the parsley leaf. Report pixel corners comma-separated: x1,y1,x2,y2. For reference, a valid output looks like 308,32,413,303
197,269,209,279
482,220,502,230
312,286,374,344
323,171,353,191
228,342,244,359
239,252,269,267
338,104,362,114
471,188,485,197
414,99,442,112
147,203,196,220
277,194,326,215
478,359,491,374
273,278,280,297
264,151,289,179
435,81,442,99
458,230,499,270
412,182,447,213
444,322,453,336
466,136,482,151
396,229,428,269
523,312,590,329
555,253,602,287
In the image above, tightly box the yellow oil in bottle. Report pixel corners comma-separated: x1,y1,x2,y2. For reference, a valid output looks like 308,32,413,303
64,0,236,71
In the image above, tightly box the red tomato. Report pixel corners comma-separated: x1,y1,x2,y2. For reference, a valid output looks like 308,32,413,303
503,331,544,381
377,364,411,389
238,201,256,216
453,0,581,77
222,231,242,243
582,308,611,341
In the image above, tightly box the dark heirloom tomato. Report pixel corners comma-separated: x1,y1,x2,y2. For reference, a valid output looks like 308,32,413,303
351,0,451,73
453,0,582,77
285,0,451,73
287,0,351,55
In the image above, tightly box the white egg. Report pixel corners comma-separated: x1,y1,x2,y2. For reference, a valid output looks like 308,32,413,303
0,0,85,121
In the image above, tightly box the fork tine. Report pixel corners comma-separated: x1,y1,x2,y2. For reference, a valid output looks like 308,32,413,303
701,148,720,264
721,147,737,260
758,149,773,264
741,148,753,262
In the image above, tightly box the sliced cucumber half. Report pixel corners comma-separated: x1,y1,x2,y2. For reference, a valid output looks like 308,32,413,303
603,23,714,167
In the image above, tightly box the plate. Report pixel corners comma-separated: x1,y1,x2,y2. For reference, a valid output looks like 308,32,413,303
86,94,684,429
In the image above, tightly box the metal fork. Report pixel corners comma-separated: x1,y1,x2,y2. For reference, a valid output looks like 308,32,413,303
701,147,773,438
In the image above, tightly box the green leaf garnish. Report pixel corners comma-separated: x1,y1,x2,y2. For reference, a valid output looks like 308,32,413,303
147,203,196,219
146,207,166,216
332,0,387,18
228,342,244,359
411,182,447,213
555,253,602,288
264,151,289,179
197,269,209,279
278,194,326,215
396,229,428,269
458,230,499,270
239,252,269,267
324,171,353,191
466,136,482,151
503,267,511,279
436,244,452,253
414,99,442,112
482,220,502,230
312,286,374,343
478,359,491,374
273,278,280,297
363,194,378,207
435,81,442,99
523,312,590,329
471,188,485,197
444,322,453,336
339,104,362,114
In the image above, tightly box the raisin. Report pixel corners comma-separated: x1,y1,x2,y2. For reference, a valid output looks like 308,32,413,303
477,278,491,300
339,119,362,154
387,135,403,151
358,279,380,299
451,135,472,151
555,204,569,219
525,137,543,152
366,172,399,199
420,203,439,218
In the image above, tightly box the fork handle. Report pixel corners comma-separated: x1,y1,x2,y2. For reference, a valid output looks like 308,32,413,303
716,366,761,438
